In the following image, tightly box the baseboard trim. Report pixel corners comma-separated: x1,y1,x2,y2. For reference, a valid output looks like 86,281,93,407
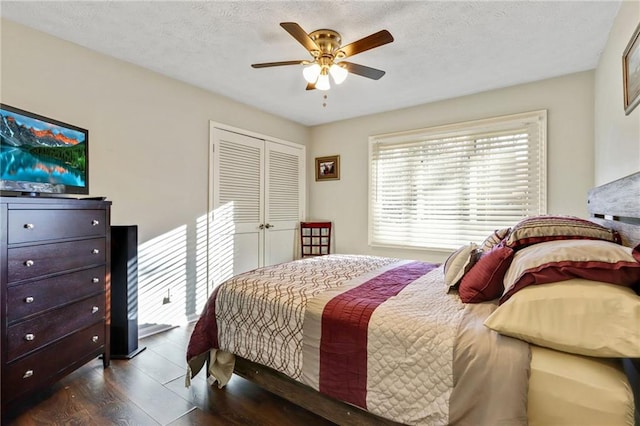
138,323,179,339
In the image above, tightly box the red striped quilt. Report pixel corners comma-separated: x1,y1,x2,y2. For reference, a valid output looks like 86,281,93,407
186,254,530,425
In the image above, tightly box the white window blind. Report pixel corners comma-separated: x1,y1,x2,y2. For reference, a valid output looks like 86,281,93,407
369,110,547,251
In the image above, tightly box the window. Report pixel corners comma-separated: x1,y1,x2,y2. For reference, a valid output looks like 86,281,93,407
369,110,547,251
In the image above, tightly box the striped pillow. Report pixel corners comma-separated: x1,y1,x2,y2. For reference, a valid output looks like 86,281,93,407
480,228,510,252
504,215,620,250
500,239,640,303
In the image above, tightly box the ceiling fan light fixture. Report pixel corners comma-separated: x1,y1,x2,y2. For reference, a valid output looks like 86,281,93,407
303,63,321,84
329,63,348,85
252,23,394,92
316,72,331,91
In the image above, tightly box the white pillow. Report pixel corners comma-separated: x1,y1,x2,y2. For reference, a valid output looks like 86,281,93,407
484,278,640,357
500,239,640,303
443,243,478,290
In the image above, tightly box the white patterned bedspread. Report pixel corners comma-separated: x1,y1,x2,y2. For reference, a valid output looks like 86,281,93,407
186,254,529,425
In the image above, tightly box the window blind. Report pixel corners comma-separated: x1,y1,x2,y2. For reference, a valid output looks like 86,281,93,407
369,110,547,251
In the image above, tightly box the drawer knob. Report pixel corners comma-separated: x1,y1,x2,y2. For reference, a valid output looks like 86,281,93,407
24,223,35,230
25,296,34,304
24,333,35,341
24,260,35,267
92,306,99,314
92,219,100,226
92,336,99,343
92,248,100,254
23,370,34,379
92,277,100,283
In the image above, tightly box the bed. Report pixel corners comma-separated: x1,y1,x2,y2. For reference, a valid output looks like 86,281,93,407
187,172,640,425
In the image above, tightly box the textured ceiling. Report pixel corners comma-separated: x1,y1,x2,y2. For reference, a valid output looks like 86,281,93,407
1,1,621,126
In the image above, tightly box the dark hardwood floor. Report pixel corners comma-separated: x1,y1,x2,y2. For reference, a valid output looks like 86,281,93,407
3,323,336,425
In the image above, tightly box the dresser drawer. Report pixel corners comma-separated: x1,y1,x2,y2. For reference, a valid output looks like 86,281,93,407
3,322,105,402
7,238,106,283
7,266,106,323
7,294,105,362
8,209,106,244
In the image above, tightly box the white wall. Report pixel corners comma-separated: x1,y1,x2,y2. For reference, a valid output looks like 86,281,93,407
309,72,595,262
2,12,617,319
594,0,640,185
0,19,310,325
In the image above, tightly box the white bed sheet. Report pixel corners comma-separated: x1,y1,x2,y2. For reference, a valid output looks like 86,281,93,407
528,345,635,426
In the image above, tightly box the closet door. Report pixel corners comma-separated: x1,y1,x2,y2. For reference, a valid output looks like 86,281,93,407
264,141,304,266
211,127,305,286
212,129,265,280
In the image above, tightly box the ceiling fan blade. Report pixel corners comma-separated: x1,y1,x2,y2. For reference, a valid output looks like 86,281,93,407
280,22,320,53
306,82,316,91
341,62,386,80
338,30,394,58
251,60,306,68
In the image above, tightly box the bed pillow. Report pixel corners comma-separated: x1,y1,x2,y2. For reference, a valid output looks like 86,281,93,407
504,215,620,251
458,245,514,303
501,239,640,303
443,243,479,290
485,278,640,357
480,228,510,252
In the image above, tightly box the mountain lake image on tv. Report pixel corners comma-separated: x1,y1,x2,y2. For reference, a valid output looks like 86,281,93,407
0,104,88,195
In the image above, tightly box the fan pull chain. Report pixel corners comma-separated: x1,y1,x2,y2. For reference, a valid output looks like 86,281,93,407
323,94,328,108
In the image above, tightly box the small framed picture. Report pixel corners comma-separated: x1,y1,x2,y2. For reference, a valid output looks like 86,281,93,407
623,22,640,115
315,155,340,181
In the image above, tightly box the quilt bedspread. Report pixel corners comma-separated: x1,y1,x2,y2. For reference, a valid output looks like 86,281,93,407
186,254,530,425
301,259,462,424
187,255,400,381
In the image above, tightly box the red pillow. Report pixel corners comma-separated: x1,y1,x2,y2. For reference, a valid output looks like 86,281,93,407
458,245,514,303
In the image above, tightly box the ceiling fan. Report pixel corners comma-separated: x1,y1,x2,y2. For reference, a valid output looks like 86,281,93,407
251,22,394,91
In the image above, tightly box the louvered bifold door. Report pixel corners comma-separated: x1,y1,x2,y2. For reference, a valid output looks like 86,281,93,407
212,129,265,279
264,141,303,266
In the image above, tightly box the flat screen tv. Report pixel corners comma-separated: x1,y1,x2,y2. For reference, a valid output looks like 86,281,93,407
0,104,88,196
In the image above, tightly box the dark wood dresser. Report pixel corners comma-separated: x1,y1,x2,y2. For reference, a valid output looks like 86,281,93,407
0,196,111,411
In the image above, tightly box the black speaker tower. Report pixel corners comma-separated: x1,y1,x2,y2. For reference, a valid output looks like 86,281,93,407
110,225,146,359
